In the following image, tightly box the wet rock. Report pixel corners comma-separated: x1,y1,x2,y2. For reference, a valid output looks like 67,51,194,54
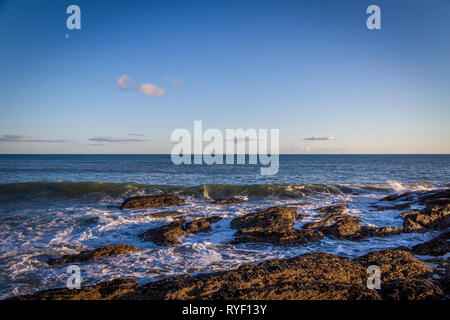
381,279,444,300
417,189,450,204
229,206,323,245
47,244,139,265
139,216,222,246
412,232,450,256
315,204,348,217
296,212,307,220
15,249,442,300
212,198,244,204
319,216,362,239
11,278,138,300
380,188,450,204
370,203,410,211
303,218,339,230
356,226,403,239
380,192,416,202
402,200,449,232
354,249,433,282
122,252,379,300
305,215,402,241
120,194,186,210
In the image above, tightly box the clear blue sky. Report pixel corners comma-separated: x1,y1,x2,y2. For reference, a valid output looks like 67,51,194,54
0,0,449,154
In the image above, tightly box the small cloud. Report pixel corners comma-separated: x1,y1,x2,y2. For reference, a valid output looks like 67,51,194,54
0,134,68,143
128,133,144,137
280,146,348,154
138,83,165,96
117,74,165,96
303,136,335,141
89,136,148,143
166,77,182,89
117,74,136,91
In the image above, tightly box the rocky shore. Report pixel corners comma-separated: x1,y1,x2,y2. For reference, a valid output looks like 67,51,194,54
11,188,449,300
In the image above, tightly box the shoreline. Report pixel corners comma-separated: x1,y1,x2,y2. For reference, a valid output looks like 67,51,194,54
6,188,449,300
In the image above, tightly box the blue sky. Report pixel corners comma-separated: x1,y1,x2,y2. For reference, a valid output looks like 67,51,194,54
0,0,449,154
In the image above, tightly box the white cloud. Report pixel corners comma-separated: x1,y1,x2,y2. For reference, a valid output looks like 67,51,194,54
138,83,165,96
117,74,135,90
117,74,165,96
89,136,148,143
0,135,68,142
303,136,335,141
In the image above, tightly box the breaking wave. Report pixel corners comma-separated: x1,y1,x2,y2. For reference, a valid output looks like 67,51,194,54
0,180,438,202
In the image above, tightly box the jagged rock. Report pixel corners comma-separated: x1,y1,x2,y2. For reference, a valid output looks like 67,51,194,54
11,278,138,300
14,249,444,300
120,194,186,210
380,192,416,202
121,252,380,300
315,204,348,217
303,217,340,230
370,203,410,211
319,216,363,239
304,215,402,241
139,216,222,246
417,189,450,204
229,206,323,245
212,198,245,204
356,226,403,239
412,232,450,256
47,244,139,265
354,249,432,282
402,200,449,232
381,279,444,300
380,188,450,204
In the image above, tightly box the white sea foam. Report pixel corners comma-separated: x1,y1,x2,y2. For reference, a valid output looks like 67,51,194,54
0,186,446,299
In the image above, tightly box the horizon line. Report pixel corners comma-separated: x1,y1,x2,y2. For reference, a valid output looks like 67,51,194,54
0,153,449,156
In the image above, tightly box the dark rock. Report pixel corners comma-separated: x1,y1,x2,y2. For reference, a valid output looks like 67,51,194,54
121,252,380,300
402,200,449,232
11,278,138,300
305,215,402,241
315,204,348,217
229,206,323,245
139,216,222,246
380,192,416,202
120,194,186,210
356,226,403,239
354,249,432,282
380,188,450,205
15,249,440,300
412,232,450,256
296,212,306,220
370,203,410,211
47,244,139,265
212,198,244,204
417,189,450,204
381,279,444,300
319,216,363,239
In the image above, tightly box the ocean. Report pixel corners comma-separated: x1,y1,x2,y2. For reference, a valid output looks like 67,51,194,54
0,154,449,298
